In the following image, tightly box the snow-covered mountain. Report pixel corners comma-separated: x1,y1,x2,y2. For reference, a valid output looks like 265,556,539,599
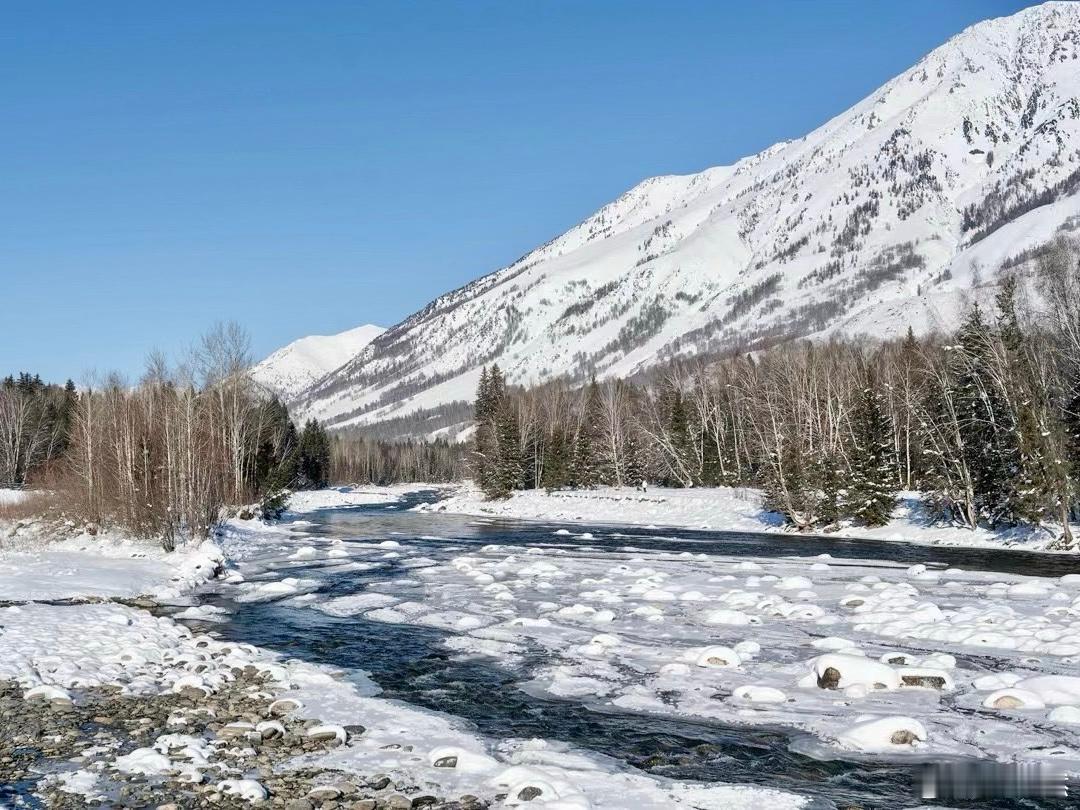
294,1,1080,432
251,324,384,401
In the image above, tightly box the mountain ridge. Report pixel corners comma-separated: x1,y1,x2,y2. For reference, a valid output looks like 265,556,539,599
281,1,1080,434
250,324,385,402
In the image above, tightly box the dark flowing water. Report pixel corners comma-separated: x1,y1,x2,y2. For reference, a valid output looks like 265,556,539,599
192,493,1080,810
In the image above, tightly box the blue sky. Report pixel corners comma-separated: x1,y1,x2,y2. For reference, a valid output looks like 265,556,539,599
2,0,1034,381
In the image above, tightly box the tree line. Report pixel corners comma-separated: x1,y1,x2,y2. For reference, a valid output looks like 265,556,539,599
2,324,334,548
473,239,1080,549
330,432,463,485
0,373,77,487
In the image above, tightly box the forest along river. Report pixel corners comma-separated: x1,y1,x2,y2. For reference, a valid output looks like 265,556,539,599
177,492,1080,809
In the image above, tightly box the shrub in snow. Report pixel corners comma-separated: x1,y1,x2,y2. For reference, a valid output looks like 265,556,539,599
836,716,928,752
258,488,290,521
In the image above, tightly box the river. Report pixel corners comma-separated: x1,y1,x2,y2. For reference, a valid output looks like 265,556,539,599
179,491,1080,809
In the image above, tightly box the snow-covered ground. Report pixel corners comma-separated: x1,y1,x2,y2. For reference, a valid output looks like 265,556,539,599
0,487,806,808
421,484,1076,553
283,483,427,514
7,482,1080,806
1,600,803,809
0,521,223,602
0,488,31,508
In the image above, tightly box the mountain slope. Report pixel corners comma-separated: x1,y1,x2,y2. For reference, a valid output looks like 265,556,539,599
296,1,1080,432
251,324,385,401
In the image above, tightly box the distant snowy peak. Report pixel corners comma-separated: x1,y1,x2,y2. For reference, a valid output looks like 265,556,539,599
251,324,385,401
294,2,1080,433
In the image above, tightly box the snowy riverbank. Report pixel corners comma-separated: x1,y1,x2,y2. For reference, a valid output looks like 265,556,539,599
0,518,224,603
420,483,1076,553
283,483,440,514
0,489,807,809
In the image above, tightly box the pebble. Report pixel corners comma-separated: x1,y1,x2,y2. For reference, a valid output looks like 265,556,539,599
0,678,488,810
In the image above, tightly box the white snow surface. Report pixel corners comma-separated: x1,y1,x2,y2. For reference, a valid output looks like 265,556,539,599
289,2,1080,432
0,488,31,507
0,522,223,602
422,484,1077,552
283,484,421,514
250,324,384,401
0,570,807,807
8,479,1080,807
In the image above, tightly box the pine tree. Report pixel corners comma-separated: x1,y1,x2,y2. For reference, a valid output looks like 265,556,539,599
296,420,331,489
623,427,645,488
472,366,500,497
994,280,1075,537
542,427,572,491
572,421,598,489
895,327,924,488
846,372,898,526
663,386,694,487
815,450,844,528
1066,378,1080,521
492,397,522,498
580,380,608,486
953,305,1016,526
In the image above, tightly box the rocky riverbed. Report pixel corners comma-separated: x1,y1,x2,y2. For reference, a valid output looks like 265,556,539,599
0,674,486,809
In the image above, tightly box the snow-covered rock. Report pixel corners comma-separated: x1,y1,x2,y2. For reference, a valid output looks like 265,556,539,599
836,716,928,752
806,654,901,691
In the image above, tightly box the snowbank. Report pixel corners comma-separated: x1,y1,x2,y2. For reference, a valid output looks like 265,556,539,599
284,484,424,514
420,484,781,533
0,521,222,602
421,484,1077,552
0,488,31,507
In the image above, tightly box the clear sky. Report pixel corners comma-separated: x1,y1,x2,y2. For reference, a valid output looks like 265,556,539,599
2,0,1035,382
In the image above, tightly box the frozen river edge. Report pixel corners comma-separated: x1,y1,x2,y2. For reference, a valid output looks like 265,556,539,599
4,483,1080,808
0,487,811,810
